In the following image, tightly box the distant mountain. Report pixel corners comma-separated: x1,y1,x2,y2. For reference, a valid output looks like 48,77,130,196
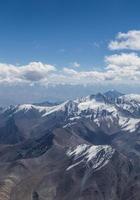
0,91,140,199
33,100,61,107
104,89,124,99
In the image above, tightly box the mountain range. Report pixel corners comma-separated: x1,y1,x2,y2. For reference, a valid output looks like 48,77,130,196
0,90,140,200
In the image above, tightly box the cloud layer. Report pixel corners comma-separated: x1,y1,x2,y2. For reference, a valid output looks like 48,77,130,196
0,52,140,86
0,30,140,87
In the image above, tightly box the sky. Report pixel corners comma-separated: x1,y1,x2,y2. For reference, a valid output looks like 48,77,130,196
0,0,140,105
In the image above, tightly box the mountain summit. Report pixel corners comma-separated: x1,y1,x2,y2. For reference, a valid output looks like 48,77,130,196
104,89,124,99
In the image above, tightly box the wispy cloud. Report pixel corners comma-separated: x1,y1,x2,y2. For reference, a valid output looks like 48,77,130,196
72,62,80,68
93,42,100,48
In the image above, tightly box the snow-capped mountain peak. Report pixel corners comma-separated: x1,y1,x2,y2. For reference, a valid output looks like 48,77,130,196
1,91,140,133
118,94,140,103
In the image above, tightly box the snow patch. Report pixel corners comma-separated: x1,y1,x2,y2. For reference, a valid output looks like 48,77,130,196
67,144,115,171
78,99,117,113
119,94,140,103
119,116,140,132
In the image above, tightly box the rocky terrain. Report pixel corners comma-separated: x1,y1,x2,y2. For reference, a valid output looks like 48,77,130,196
0,90,140,199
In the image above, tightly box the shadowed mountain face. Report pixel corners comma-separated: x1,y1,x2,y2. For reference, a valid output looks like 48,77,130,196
0,91,140,199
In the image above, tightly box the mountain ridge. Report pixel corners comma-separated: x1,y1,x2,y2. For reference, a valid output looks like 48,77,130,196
0,90,140,199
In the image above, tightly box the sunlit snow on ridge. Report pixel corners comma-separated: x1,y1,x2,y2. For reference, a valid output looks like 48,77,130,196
67,144,115,171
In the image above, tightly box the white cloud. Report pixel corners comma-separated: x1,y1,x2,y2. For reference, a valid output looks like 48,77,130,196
63,68,78,75
109,30,140,50
0,62,56,85
48,53,140,85
105,53,140,82
105,52,140,68
0,53,140,86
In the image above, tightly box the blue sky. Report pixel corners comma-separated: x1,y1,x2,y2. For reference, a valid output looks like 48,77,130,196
0,0,140,105
0,0,140,67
